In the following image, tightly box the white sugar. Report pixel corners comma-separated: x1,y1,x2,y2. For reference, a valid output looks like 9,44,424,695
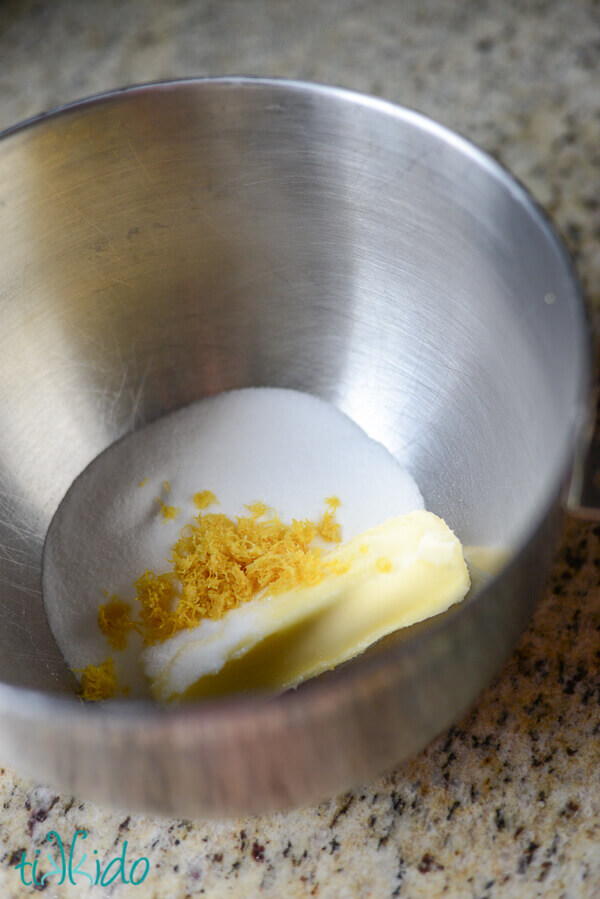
43,387,423,697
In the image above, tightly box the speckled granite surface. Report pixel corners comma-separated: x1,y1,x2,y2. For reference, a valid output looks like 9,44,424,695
1,0,599,895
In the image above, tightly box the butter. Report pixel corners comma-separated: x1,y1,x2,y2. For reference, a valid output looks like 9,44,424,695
142,510,470,702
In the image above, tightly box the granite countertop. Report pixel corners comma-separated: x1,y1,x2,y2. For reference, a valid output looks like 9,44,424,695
1,0,600,895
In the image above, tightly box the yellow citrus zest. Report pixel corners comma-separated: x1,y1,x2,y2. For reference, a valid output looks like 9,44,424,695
193,490,217,510
376,557,392,573
79,657,118,701
157,497,180,522
131,493,344,645
98,596,140,650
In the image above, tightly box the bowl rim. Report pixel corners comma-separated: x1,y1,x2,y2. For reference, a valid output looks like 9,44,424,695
0,75,592,727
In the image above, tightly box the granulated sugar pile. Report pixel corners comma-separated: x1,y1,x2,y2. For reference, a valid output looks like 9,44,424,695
42,388,424,698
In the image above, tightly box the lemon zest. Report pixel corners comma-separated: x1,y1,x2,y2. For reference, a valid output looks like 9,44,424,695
98,596,140,650
79,657,118,701
157,498,180,522
193,490,217,510
130,493,345,645
317,508,341,543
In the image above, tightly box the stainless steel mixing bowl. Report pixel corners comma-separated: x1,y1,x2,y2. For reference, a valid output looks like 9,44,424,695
0,78,591,816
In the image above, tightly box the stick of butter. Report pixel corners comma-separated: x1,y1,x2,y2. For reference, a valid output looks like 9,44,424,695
142,510,470,702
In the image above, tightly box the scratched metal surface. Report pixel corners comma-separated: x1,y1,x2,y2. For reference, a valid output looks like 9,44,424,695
0,80,587,699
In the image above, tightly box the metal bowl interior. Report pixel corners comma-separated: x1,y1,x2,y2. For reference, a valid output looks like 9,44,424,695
0,78,590,815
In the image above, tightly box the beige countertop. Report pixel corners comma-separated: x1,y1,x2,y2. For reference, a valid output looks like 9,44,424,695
1,0,599,896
